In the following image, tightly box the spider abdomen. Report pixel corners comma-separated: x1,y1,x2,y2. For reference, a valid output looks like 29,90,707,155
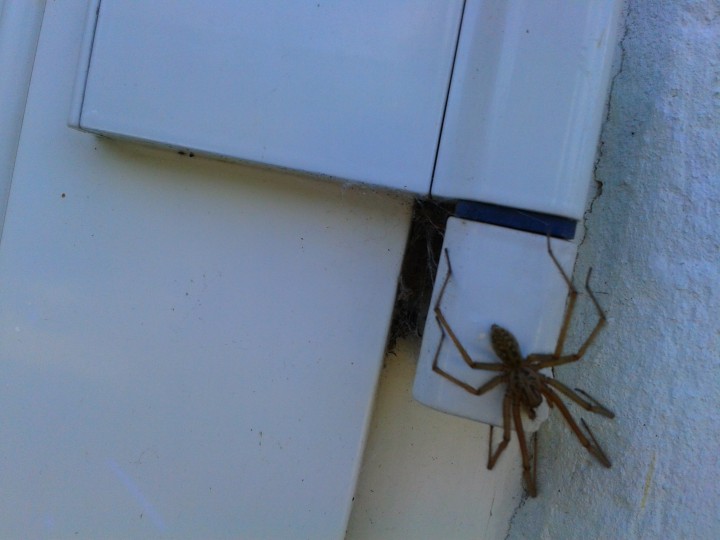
509,368,544,410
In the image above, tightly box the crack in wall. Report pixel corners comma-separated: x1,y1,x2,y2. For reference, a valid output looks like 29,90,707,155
582,0,633,246
503,491,530,540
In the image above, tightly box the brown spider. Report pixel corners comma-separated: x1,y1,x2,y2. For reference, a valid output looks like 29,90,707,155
431,237,614,497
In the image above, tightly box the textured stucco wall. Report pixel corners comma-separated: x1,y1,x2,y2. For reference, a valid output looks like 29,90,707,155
508,1,719,538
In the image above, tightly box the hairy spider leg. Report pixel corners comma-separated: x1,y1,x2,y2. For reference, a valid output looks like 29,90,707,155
532,431,538,494
489,420,539,498
433,250,506,372
431,323,507,394
487,393,512,470
546,235,578,357
536,239,607,368
580,418,612,467
513,399,538,497
540,376,615,418
541,386,612,467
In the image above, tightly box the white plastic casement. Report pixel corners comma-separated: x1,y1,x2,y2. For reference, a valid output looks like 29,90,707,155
69,0,621,219
0,0,46,236
69,0,464,194
431,0,622,219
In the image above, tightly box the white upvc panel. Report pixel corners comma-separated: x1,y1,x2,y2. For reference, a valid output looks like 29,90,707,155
0,0,46,235
70,0,464,194
413,219,577,430
0,1,411,537
432,0,622,219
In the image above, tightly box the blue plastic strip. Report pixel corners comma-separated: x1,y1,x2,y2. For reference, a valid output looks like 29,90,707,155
454,201,577,240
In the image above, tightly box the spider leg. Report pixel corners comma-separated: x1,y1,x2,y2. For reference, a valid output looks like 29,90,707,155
434,310,505,371
513,400,537,497
545,238,607,365
435,249,454,309
432,324,508,394
541,386,611,467
532,430,538,495
546,235,578,357
576,267,608,359
433,251,505,372
487,392,512,470
580,418,612,467
532,272,607,369
432,249,454,318
541,377,615,418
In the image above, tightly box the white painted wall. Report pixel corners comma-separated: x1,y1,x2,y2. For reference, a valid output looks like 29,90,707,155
351,1,719,538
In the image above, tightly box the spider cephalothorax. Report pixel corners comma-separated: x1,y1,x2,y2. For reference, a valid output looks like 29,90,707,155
431,239,614,497
490,324,544,414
